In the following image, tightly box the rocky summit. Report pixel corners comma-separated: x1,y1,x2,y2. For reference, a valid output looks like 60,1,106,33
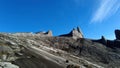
60,27,84,39
0,28,120,68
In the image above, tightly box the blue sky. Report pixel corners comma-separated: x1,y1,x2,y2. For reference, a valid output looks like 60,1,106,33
0,0,120,39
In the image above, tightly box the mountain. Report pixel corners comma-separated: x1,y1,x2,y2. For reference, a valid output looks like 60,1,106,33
0,27,120,68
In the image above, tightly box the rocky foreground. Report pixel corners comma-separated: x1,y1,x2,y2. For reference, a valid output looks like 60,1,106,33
0,28,120,68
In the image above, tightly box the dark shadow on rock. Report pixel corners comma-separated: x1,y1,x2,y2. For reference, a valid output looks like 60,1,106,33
115,29,120,40
91,36,107,45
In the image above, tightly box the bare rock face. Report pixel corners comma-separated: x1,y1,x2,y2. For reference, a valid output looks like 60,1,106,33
114,40,120,48
0,62,19,68
60,27,83,39
115,30,120,40
92,36,107,45
36,30,53,37
0,45,14,61
103,29,120,48
72,27,83,39
46,30,53,36
0,29,120,68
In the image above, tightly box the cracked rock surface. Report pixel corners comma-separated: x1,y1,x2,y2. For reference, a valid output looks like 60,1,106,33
0,33,120,68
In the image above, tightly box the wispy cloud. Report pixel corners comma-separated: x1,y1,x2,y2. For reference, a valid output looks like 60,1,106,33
91,0,120,23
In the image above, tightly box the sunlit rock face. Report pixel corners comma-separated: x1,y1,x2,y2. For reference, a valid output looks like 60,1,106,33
60,27,83,39
0,62,19,68
72,27,83,39
0,29,120,68
35,30,53,37
10,30,53,37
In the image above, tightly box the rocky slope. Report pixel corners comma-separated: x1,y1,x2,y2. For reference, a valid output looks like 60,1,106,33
0,28,120,68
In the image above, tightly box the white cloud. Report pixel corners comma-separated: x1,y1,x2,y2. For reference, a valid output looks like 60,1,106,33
91,0,120,23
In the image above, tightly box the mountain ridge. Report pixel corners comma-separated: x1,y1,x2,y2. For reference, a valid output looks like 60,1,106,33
0,27,120,68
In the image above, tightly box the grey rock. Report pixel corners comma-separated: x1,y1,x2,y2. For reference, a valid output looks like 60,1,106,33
114,40,120,48
36,30,53,36
60,27,83,39
0,29,120,68
0,46,13,54
101,36,107,45
0,62,19,68
45,30,53,36
115,29,120,40
0,46,14,61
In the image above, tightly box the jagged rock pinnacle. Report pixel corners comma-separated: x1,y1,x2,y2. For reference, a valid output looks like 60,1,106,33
60,27,84,39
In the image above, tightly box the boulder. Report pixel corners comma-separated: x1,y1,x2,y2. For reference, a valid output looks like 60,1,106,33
115,30,120,40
